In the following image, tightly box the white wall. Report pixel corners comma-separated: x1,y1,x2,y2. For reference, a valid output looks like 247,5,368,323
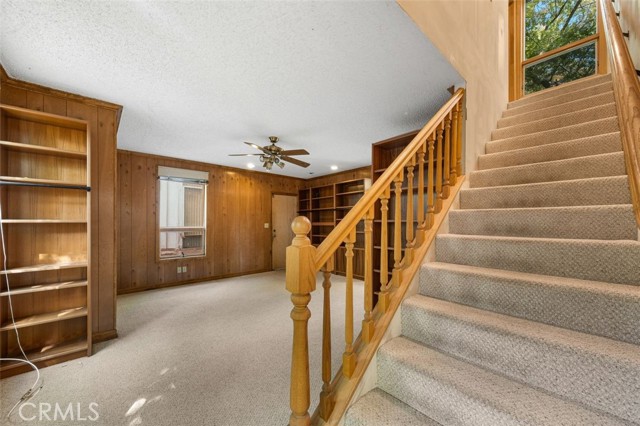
398,0,510,174
618,0,640,70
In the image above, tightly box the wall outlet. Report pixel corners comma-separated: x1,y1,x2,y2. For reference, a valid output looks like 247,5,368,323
177,266,181,274
264,223,270,228
182,266,187,273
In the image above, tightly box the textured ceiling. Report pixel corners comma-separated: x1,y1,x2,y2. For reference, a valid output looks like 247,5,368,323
0,0,463,178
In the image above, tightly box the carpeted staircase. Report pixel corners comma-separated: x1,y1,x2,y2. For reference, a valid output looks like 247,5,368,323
345,74,640,426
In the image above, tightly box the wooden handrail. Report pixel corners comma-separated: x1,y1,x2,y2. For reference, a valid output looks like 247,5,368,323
599,0,640,226
286,88,465,426
313,88,465,270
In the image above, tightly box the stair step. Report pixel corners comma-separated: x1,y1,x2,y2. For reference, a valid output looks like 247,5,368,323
345,388,441,426
498,91,615,128
401,296,640,423
435,234,640,285
486,116,619,154
470,152,625,188
506,75,612,112
492,102,617,140
419,262,640,345
478,132,622,170
377,337,629,426
504,81,614,118
449,205,637,240
460,176,631,209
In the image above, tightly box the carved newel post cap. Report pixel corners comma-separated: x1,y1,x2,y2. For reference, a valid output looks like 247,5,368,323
291,216,311,236
286,216,316,294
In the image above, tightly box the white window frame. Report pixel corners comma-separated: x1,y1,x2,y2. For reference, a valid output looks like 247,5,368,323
157,166,208,260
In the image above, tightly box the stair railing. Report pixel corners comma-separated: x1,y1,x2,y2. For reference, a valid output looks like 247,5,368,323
286,88,465,426
599,0,640,226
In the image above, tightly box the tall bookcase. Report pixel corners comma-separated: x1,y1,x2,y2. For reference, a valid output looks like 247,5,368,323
298,178,370,278
0,104,91,378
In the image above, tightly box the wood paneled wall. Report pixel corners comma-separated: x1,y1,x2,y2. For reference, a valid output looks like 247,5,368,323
1,66,121,342
117,150,305,293
303,166,370,188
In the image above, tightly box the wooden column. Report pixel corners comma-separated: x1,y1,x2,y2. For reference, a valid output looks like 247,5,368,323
319,258,334,421
378,188,391,312
361,207,375,343
435,122,444,213
392,170,404,287
342,228,357,378
426,133,436,228
416,142,426,246
404,157,415,263
450,104,459,185
456,101,464,177
442,113,452,199
286,216,317,426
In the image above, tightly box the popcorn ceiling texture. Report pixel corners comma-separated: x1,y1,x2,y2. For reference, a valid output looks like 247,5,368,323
0,0,463,178
346,75,640,425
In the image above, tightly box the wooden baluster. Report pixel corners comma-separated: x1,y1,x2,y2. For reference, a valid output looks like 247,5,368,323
362,207,375,343
319,258,334,421
404,157,415,263
342,228,357,378
450,102,459,185
426,133,435,229
392,170,404,287
415,142,426,246
443,112,452,199
435,122,444,213
456,99,464,177
286,217,317,426
378,188,391,312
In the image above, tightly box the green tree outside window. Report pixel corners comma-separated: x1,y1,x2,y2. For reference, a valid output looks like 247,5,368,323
524,0,597,94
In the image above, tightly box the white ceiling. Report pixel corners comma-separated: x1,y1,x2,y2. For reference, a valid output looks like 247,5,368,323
1,0,463,178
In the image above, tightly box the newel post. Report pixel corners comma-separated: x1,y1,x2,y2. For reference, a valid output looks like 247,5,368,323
286,216,317,426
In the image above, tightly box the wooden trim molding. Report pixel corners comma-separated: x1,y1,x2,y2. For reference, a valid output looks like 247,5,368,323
117,269,273,294
0,63,9,81
93,329,118,344
599,0,640,226
0,63,124,130
509,0,524,101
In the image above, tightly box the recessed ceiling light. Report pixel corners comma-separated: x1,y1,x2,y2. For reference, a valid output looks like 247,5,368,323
247,163,255,169
330,165,338,171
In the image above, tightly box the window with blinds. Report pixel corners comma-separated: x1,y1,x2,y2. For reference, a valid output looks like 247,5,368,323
157,166,208,259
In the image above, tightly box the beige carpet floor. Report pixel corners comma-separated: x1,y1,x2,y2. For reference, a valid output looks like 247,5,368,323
1,271,363,425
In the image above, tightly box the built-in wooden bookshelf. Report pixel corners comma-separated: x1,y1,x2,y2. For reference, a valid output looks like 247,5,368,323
0,104,91,378
298,178,370,279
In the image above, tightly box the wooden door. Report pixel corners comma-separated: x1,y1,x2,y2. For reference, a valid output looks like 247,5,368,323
272,194,297,270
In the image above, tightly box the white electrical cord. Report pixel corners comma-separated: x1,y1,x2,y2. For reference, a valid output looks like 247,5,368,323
0,200,44,418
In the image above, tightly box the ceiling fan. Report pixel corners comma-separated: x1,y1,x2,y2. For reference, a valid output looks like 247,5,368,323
229,136,310,170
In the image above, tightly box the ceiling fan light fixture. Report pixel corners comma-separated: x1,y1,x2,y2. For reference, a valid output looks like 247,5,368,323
230,136,310,169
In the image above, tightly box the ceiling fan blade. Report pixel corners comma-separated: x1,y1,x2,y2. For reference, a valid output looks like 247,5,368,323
244,141,270,154
281,155,310,168
279,149,309,156
228,154,261,156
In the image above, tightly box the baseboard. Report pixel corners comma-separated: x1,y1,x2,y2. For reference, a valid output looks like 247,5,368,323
92,329,118,343
117,269,274,295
